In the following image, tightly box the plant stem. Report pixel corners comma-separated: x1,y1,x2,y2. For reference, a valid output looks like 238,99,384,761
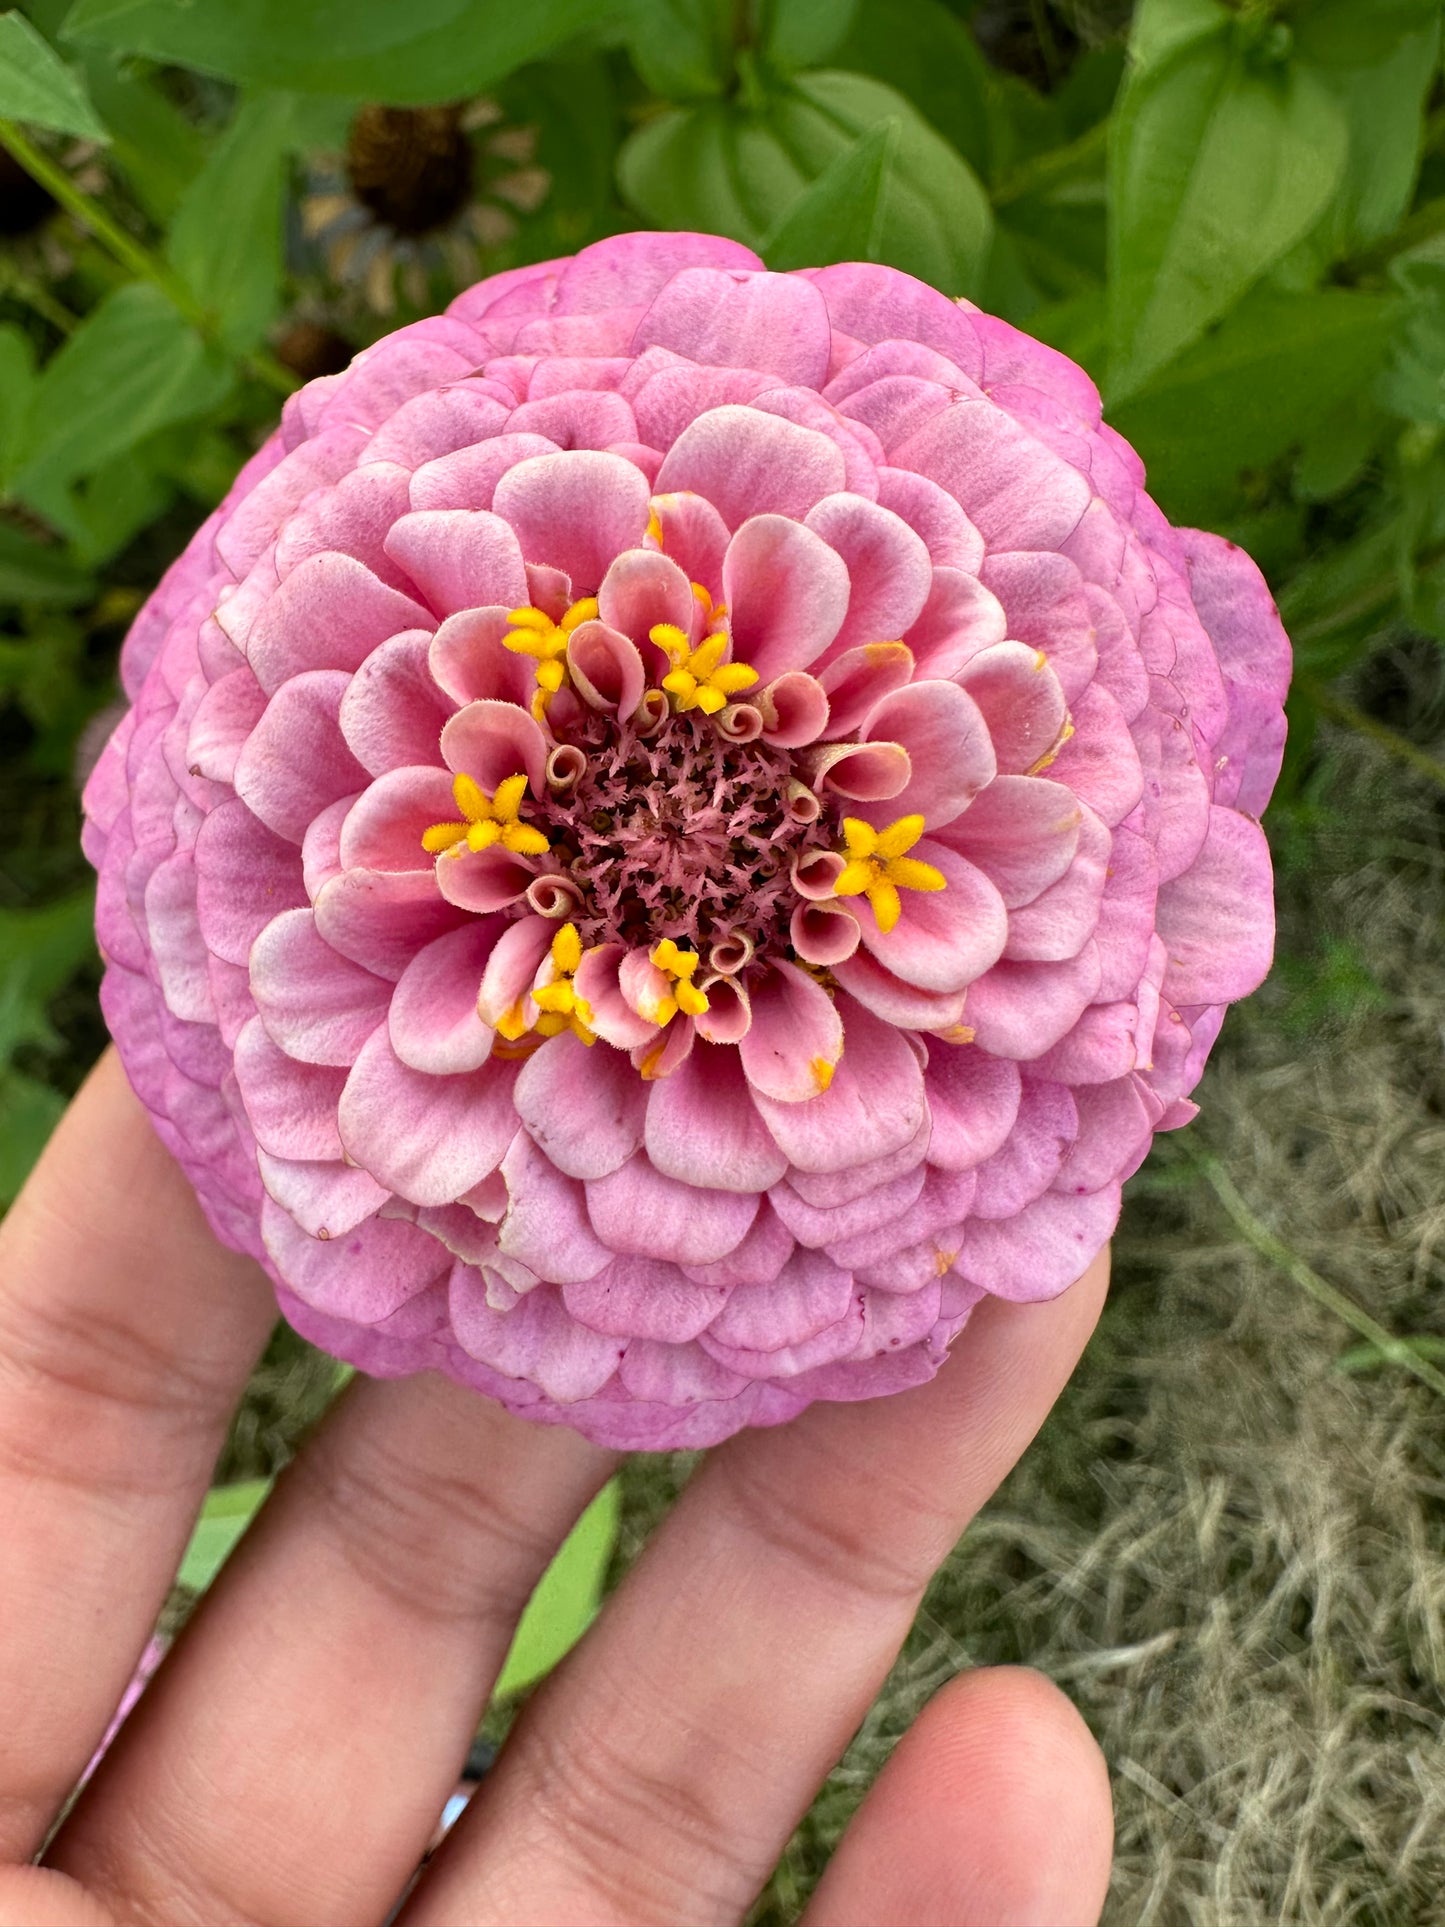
0,118,294,397
992,119,1109,206
1295,674,1445,793
1197,1156,1445,1401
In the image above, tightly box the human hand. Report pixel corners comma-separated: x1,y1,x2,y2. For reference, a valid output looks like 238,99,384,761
0,1051,1112,1927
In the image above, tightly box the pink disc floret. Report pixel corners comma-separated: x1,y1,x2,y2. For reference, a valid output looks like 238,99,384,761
84,232,1290,1451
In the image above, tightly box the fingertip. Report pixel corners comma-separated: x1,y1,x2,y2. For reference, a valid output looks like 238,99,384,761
804,1665,1113,1927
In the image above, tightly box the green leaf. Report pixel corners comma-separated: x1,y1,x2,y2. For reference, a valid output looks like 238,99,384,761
0,520,94,603
1335,1335,1445,1377
1111,285,1399,523
10,283,232,499
167,94,293,352
0,318,37,489
763,117,899,270
80,51,207,221
0,1069,65,1205
178,1478,271,1592
1107,7,1349,400
0,888,96,1063
496,1479,620,1698
755,0,859,77
0,8,106,137
62,0,623,103
623,72,992,297
622,0,733,98
829,0,993,177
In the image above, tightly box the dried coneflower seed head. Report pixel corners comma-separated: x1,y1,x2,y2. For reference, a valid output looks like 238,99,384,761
345,103,474,236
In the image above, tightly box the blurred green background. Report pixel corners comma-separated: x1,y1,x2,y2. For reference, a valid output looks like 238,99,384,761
2,2,1443,1921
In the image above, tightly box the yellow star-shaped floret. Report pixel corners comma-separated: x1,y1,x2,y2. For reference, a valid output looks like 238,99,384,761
421,771,551,858
833,814,946,935
496,922,596,1047
650,624,758,716
648,936,710,1025
503,596,599,719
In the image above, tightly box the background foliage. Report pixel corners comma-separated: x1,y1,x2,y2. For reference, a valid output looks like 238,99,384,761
2,2,1444,1921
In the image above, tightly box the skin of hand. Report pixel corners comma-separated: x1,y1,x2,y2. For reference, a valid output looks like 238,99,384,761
0,1051,1113,1927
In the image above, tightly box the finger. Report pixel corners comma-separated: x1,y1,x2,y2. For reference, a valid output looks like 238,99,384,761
802,1666,1113,1927
52,1370,614,1927
406,1250,1110,1927
0,1051,276,1861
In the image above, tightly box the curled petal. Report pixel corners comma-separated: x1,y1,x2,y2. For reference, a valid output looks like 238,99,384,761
565,619,646,717
439,699,548,797
756,671,830,749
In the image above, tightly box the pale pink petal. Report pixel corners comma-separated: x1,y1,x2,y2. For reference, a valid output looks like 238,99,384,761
409,432,560,512
752,996,925,1173
895,400,1091,550
644,490,730,588
273,462,414,590
700,1248,862,1379
313,867,466,980
389,921,498,1074
618,1338,747,1406
564,1258,728,1344
923,1046,1022,1172
233,671,368,843
246,553,432,694
1156,806,1275,1004
256,1150,390,1241
737,959,843,1103
213,425,368,578
232,1015,346,1160
428,607,536,709
597,548,697,648
807,737,911,803
829,949,967,1031
338,1027,518,1206
507,388,638,448
338,766,456,873
1056,1075,1158,1195
476,915,552,1028
514,1029,648,1179
565,619,645,717
954,644,1069,778
186,667,266,784
632,267,831,387
679,1199,794,1288
1003,806,1110,962
653,405,846,530
249,907,391,1066
804,494,932,654
339,631,452,776
956,1182,1121,1301
382,508,529,617
554,231,763,311
791,900,861,968
940,775,1081,907
963,946,1104,1060
439,698,549,795
497,1132,613,1283
817,643,915,739
645,1041,788,1192
264,1197,449,1323
806,262,984,376
449,1277,621,1402
856,840,1007,992
573,943,658,1049
757,670,830,748
970,1079,1077,1218
194,800,308,966
1047,684,1145,828
904,568,1008,679
301,794,354,901
143,851,213,1024
770,1164,925,1251
360,380,513,467
874,467,984,570
979,551,1097,703
492,449,652,590
860,680,995,827
586,1154,759,1264
433,842,538,915
722,515,850,679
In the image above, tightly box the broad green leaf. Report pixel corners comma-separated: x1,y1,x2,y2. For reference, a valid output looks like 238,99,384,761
0,520,94,603
0,8,105,137
0,1069,65,1204
829,0,992,176
167,94,293,352
1110,285,1399,522
11,283,232,499
624,72,991,296
80,51,206,220
1303,14,1441,255
763,117,899,270
1107,14,1348,400
1126,0,1230,71
178,1479,271,1592
496,1479,621,1698
755,0,859,77
623,0,733,98
0,888,96,1063
62,0,623,103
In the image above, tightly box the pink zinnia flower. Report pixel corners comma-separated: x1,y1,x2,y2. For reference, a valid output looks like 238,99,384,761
83,232,1288,1450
